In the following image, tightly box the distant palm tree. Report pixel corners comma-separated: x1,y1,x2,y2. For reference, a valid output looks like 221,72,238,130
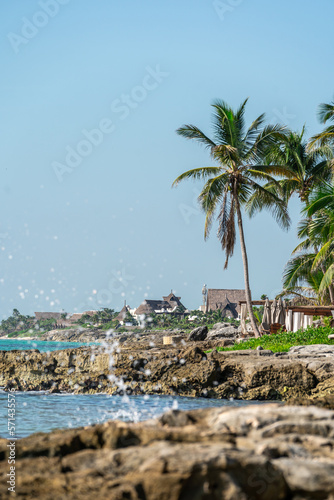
309,99,334,148
173,99,290,337
264,127,332,204
306,183,334,300
282,251,329,305
282,184,334,305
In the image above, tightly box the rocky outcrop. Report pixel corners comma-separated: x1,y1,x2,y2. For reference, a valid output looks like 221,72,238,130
0,403,334,499
1,344,334,402
207,322,240,339
188,325,208,341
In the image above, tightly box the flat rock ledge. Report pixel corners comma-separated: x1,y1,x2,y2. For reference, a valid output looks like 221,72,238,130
1,344,334,403
1,404,334,499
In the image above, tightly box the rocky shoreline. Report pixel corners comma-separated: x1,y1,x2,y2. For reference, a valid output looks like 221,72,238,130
1,403,334,499
1,336,334,403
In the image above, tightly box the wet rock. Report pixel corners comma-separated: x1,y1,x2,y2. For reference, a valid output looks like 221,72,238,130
188,325,208,341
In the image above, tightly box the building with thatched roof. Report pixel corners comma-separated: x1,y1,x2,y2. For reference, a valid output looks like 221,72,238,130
34,312,64,321
205,289,246,318
115,303,132,325
34,310,97,327
135,291,185,317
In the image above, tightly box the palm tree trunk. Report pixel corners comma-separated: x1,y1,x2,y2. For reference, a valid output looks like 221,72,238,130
234,192,261,338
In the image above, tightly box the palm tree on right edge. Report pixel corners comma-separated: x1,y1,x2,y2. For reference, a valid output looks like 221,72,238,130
173,98,291,337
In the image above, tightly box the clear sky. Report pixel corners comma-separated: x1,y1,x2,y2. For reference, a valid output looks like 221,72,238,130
1,0,333,318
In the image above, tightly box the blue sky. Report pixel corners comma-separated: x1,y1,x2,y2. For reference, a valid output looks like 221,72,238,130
0,0,333,318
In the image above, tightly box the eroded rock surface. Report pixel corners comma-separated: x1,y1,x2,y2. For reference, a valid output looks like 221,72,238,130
0,404,334,499
0,344,334,402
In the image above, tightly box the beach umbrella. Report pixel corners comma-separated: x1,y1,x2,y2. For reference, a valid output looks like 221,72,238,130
271,299,277,324
293,312,304,332
261,298,271,332
303,314,312,329
285,309,293,332
275,297,286,325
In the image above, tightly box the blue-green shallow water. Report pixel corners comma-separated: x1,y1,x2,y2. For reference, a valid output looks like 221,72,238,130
0,339,96,352
0,392,271,438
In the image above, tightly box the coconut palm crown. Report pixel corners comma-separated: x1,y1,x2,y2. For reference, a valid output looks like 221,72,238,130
172,98,291,337
264,127,333,204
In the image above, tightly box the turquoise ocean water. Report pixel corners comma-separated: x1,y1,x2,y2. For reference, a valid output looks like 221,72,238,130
0,338,96,352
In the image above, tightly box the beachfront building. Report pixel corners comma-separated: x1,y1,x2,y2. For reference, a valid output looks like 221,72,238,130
115,303,133,326
202,288,246,319
34,310,97,327
134,291,186,319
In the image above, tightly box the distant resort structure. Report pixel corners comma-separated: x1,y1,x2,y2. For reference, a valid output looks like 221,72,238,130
34,310,97,328
34,287,247,326
201,288,246,319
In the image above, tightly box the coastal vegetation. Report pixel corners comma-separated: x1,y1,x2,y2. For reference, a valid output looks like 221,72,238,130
0,309,57,337
216,325,334,353
174,97,334,328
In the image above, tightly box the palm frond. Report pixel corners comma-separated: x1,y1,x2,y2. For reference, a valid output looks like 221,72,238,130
172,167,221,187
319,263,334,293
211,100,238,148
309,127,334,148
215,190,236,270
198,173,229,238
176,125,217,151
318,101,334,124
283,253,316,289
245,180,291,230
312,240,334,269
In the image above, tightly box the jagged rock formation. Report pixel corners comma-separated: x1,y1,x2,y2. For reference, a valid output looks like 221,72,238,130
0,344,334,402
0,403,334,499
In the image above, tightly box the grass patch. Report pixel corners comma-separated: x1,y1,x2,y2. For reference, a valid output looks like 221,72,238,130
216,326,334,353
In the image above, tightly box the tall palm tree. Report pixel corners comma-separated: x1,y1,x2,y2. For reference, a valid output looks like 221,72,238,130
309,99,334,148
264,127,332,205
173,99,290,337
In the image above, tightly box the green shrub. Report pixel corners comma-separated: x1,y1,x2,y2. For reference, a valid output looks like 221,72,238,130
216,326,334,353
